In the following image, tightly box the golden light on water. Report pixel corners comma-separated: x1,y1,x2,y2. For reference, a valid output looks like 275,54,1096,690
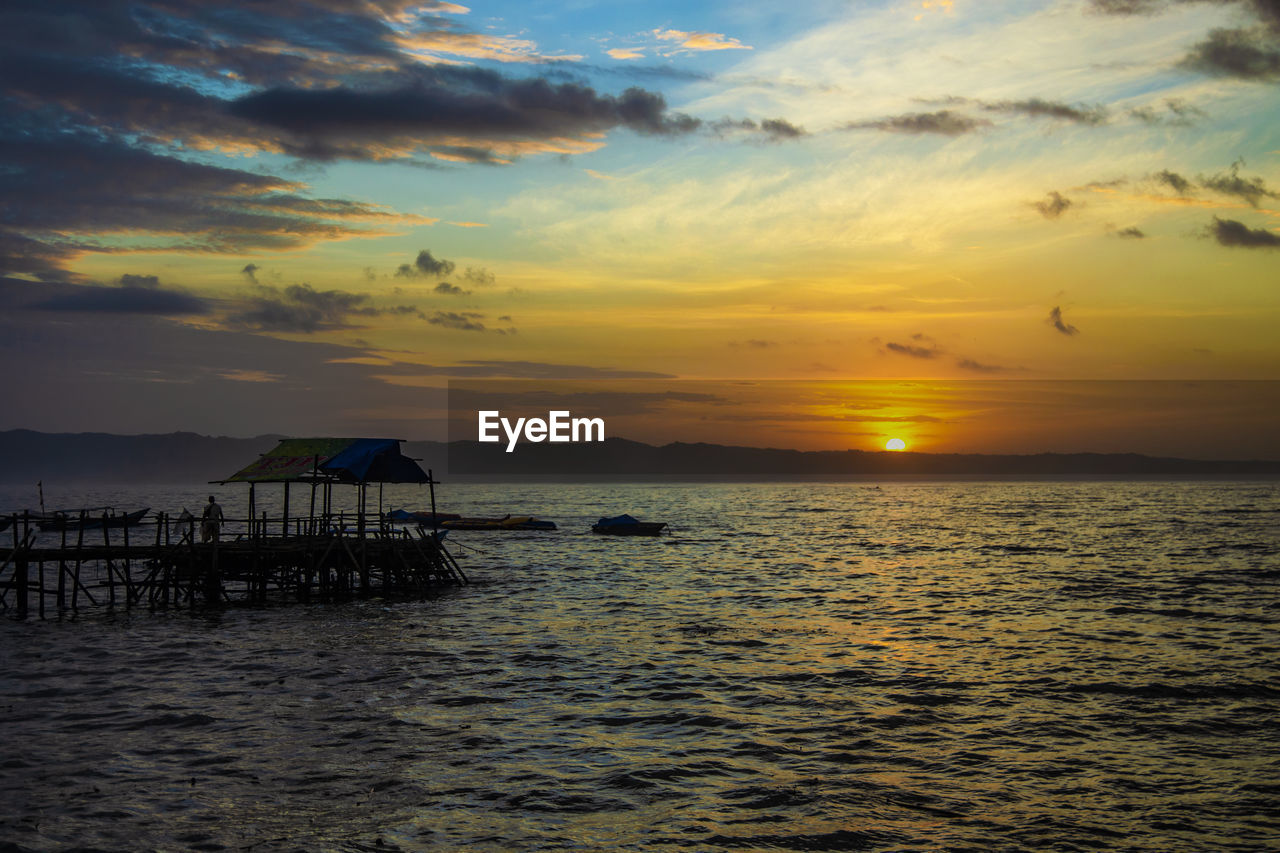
886,438,907,451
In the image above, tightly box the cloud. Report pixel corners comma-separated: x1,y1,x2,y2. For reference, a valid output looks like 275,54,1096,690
713,117,808,141
228,283,422,332
845,110,991,136
1088,0,1280,80
423,361,674,379
956,358,1008,372
1048,306,1080,336
1180,26,1280,79
652,29,752,52
398,249,456,278
0,2,720,277
118,274,160,289
0,130,412,278
227,68,705,158
982,98,1109,125
1200,160,1279,206
426,310,500,332
31,280,210,315
886,341,939,358
1114,226,1148,238
241,264,261,285
608,47,645,60
1034,191,1074,219
462,267,497,286
1154,169,1195,195
1130,98,1206,125
729,339,778,348
434,282,470,296
1208,216,1280,247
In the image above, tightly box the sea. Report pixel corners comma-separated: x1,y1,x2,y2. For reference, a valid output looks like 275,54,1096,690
1,479,1278,852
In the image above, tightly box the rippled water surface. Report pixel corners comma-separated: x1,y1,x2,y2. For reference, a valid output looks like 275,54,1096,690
2,480,1279,851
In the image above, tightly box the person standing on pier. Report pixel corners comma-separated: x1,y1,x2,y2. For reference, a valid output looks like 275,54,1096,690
202,495,224,542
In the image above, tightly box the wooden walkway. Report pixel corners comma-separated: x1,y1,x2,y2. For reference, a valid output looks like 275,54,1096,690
0,513,468,618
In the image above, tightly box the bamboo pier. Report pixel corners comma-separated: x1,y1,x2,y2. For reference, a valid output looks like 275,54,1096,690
1,437,469,618
0,510,467,618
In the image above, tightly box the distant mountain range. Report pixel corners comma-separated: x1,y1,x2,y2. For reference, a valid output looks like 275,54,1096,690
1,430,1277,484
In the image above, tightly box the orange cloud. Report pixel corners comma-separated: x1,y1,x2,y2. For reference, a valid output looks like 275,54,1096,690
652,28,752,52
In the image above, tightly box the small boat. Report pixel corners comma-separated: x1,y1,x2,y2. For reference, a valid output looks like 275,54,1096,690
442,515,557,531
37,507,150,532
385,509,462,525
591,514,667,536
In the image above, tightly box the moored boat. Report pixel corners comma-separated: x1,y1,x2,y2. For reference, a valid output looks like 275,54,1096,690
591,514,667,536
385,509,462,525
37,507,150,531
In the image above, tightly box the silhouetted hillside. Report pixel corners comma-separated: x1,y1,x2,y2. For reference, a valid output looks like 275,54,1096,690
0,430,282,484
1,431,1276,484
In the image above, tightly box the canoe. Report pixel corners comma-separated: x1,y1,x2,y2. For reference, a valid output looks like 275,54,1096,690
442,515,557,531
37,507,150,531
591,514,667,536
385,509,462,524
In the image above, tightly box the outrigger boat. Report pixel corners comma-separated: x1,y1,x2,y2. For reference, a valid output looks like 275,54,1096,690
385,509,462,525
37,507,150,532
591,514,667,536
442,515,557,531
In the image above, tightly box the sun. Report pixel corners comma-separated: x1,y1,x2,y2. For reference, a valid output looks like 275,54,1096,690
885,438,907,451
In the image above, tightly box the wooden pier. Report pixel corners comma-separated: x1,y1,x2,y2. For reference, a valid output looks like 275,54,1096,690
0,511,468,619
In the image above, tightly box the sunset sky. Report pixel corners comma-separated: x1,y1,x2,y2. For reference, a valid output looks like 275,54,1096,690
1,0,1278,455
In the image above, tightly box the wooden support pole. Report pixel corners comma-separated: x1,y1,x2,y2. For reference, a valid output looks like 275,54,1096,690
57,521,67,612
122,514,132,610
102,511,115,608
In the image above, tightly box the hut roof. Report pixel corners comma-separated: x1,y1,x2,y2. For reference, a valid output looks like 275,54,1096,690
218,437,430,484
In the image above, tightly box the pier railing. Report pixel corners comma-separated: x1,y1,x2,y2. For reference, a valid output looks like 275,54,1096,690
0,509,467,619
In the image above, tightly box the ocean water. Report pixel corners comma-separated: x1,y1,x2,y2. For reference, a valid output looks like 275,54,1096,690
1,480,1278,852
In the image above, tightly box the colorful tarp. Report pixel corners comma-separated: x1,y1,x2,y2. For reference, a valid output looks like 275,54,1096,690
220,438,430,484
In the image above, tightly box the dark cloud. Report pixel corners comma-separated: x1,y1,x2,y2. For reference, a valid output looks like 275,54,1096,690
1089,0,1280,80
0,130,401,277
711,117,808,142
462,267,497,287
1180,26,1280,78
983,98,1108,125
1200,160,1279,205
1115,226,1148,238
1130,98,1206,125
241,264,260,284
1035,191,1074,219
1048,306,1080,336
227,70,703,161
396,249,457,279
228,283,421,332
434,282,470,296
119,274,160,289
0,1,730,278
846,110,991,136
427,311,489,332
729,339,778,348
1208,216,1280,247
956,358,1008,372
30,280,210,315
1155,169,1195,194
436,361,673,379
886,342,939,358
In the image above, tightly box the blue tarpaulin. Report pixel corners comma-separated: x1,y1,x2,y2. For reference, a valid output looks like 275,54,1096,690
221,438,430,484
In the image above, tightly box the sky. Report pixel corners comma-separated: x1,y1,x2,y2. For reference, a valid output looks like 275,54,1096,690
1,0,1278,456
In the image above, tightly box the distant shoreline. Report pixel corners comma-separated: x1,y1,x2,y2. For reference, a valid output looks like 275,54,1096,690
0,429,1277,484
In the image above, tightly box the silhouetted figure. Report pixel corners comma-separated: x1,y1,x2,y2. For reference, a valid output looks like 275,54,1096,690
202,495,224,543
